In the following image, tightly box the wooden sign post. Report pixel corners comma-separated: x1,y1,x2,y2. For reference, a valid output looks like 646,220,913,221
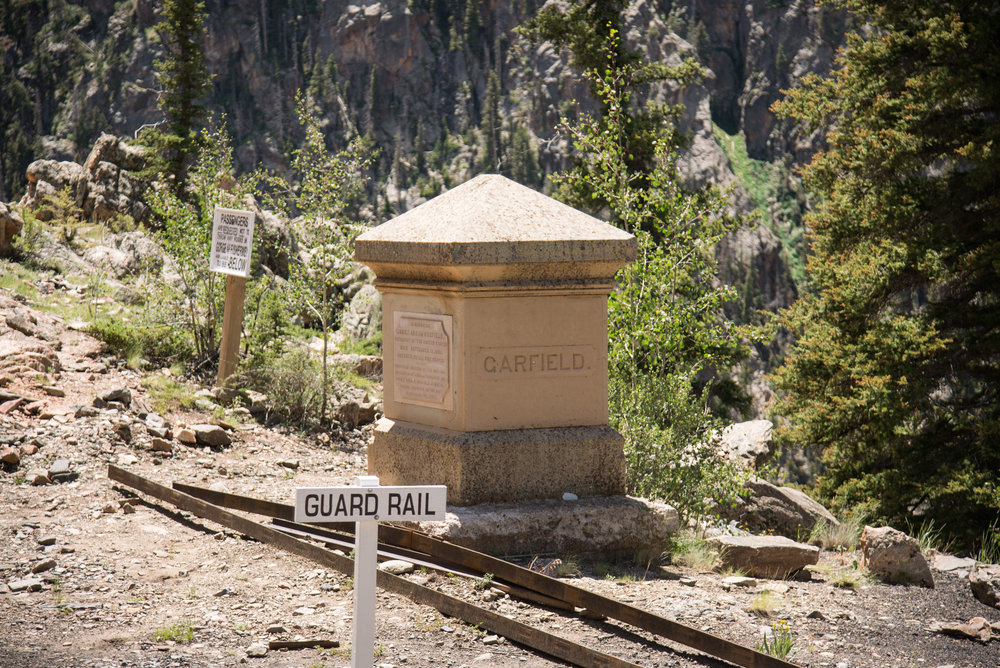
209,206,255,387
295,476,446,668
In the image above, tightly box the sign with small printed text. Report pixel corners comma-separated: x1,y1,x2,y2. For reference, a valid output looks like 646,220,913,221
209,206,255,277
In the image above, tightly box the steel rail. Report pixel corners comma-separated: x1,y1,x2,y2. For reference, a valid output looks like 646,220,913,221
170,479,796,668
109,465,639,668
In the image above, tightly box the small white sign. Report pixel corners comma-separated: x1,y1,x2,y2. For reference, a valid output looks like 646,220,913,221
209,206,255,277
296,477,447,668
294,484,447,523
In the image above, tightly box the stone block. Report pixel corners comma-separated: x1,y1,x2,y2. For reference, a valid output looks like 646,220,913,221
414,495,678,559
708,534,820,579
370,418,625,505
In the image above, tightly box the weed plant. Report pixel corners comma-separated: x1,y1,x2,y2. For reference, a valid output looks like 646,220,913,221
669,528,720,571
809,517,863,550
153,620,194,643
757,619,795,659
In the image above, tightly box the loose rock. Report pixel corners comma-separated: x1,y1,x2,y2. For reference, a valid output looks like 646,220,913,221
708,535,819,579
860,526,934,587
190,424,231,447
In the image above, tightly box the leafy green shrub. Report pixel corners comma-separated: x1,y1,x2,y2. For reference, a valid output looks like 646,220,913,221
87,318,193,366
153,620,194,643
246,347,323,425
554,27,755,523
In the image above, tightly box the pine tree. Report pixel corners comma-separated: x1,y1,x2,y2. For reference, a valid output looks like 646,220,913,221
152,0,211,193
772,1,1000,548
480,72,501,172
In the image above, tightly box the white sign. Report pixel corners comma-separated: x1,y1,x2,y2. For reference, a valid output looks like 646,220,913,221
296,477,447,668
209,206,255,277
294,483,446,522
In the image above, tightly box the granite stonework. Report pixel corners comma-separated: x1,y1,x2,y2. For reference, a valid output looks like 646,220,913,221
355,174,636,505
412,496,680,560
371,419,625,506
354,174,675,557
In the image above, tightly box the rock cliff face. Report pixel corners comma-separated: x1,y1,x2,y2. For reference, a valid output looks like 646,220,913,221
3,0,846,336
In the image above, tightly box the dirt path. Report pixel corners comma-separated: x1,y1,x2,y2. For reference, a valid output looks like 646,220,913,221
3,292,1000,668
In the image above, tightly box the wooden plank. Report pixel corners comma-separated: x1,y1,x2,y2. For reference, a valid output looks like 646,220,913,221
217,274,247,386
267,639,339,650
113,467,639,668
171,479,795,668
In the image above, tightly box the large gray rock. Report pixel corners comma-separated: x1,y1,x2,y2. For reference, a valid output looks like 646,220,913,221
970,568,1000,609
718,420,775,470
860,526,934,587
20,134,150,224
341,282,382,342
0,202,24,255
708,534,820,579
721,476,839,539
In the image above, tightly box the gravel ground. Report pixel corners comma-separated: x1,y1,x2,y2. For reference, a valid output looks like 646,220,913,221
3,293,1000,668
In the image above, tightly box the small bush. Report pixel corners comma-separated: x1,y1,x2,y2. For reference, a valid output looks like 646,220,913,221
87,318,193,366
248,347,323,425
669,529,719,571
809,517,863,551
153,620,194,643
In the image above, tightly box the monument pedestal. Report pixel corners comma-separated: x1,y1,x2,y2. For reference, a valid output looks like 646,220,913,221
370,418,625,506
411,495,679,561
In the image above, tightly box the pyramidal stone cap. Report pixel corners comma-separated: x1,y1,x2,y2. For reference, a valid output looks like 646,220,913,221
355,174,636,283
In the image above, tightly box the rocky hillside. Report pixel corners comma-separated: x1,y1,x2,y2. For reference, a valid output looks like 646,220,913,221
2,0,849,386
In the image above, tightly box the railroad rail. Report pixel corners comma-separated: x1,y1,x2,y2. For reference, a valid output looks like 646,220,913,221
108,465,797,668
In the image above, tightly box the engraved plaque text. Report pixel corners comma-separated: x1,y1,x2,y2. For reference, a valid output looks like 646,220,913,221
393,312,453,409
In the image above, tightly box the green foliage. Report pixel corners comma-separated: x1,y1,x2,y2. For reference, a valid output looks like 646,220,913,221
263,92,375,424
472,573,494,591
141,373,198,415
712,124,806,289
977,521,1000,565
480,72,502,172
86,318,192,366
757,619,795,659
669,529,719,571
771,1,1000,550
152,0,212,192
555,28,753,522
808,517,862,551
145,119,258,364
10,208,46,260
37,186,84,247
153,620,195,644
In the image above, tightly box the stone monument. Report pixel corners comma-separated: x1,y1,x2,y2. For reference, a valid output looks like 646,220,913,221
355,175,678,556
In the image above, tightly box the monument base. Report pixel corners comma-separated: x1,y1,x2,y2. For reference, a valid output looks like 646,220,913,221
408,495,679,560
369,418,626,506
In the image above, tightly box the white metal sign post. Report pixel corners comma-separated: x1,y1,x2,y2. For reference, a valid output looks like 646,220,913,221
295,476,446,668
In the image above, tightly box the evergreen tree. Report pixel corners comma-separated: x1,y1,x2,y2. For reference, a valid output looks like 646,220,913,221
152,0,211,193
480,72,502,172
772,0,1000,548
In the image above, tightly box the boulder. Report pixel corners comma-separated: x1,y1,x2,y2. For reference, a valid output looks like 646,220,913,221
189,424,232,447
707,534,820,579
0,202,24,255
721,476,839,539
718,419,775,469
970,568,1000,609
341,282,382,342
860,526,934,587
